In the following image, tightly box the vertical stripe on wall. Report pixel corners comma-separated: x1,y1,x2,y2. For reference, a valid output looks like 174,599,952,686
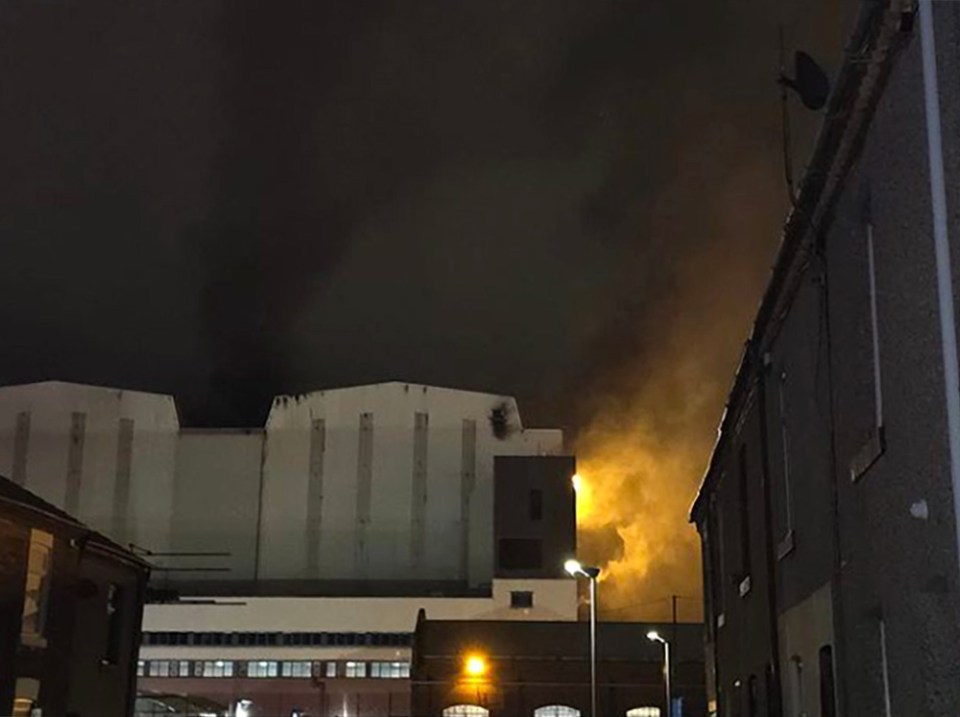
306,418,326,577
410,412,429,570
112,418,135,541
355,412,374,574
460,418,477,581
65,412,86,515
12,411,31,486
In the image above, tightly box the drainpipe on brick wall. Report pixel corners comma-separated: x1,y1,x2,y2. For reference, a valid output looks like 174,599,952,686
919,0,960,587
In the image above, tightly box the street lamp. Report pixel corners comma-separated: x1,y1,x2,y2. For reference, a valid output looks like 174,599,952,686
647,631,671,717
565,559,601,717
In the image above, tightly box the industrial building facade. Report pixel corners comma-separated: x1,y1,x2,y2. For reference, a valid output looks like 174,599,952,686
0,380,582,716
692,2,960,716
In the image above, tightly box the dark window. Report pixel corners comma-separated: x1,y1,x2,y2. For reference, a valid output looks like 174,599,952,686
738,445,752,578
747,675,758,717
765,663,781,717
497,538,543,570
819,645,836,717
529,489,543,521
104,583,123,665
510,590,534,609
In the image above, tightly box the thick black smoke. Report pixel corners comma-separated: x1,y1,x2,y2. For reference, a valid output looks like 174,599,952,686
0,0,854,436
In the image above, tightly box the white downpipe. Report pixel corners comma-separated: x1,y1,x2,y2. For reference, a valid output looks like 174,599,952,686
920,0,960,583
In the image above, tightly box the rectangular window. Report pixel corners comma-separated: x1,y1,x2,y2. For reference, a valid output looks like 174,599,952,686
370,661,410,678
247,661,278,678
104,583,124,665
326,661,338,678
281,661,312,678
148,660,172,677
709,496,725,627
776,371,795,560
867,223,883,429
819,646,836,717
137,660,145,677
737,445,752,590
21,529,53,647
201,660,233,677
529,489,542,521
510,590,534,609
851,222,887,480
497,538,542,570
345,661,367,678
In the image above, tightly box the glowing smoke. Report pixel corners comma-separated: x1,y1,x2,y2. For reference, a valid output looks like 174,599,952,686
570,144,786,621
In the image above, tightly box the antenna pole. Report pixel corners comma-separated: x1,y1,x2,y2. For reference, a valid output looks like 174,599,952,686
779,26,796,203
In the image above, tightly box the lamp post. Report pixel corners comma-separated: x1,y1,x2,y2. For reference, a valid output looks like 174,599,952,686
647,631,671,717
565,559,601,717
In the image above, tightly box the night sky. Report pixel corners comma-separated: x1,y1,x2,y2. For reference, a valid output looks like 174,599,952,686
0,0,853,432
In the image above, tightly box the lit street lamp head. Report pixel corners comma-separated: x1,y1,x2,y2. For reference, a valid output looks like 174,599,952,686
647,630,666,644
564,559,600,579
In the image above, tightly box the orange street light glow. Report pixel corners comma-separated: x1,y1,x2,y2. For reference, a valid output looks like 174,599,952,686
464,654,487,677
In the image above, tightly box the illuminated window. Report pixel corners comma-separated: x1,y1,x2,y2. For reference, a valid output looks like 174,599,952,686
201,660,234,677
370,661,410,678
626,709,661,717
345,661,367,678
443,706,489,717
20,529,53,647
534,707,580,717
148,660,172,677
325,662,337,678
247,661,279,678
282,661,312,678
137,660,145,677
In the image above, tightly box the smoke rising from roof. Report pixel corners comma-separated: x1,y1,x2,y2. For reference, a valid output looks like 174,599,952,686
0,0,854,614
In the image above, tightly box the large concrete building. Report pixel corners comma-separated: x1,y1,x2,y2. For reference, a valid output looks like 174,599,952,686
692,2,960,716
0,380,579,717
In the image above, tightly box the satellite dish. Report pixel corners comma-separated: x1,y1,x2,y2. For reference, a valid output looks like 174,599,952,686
779,50,830,111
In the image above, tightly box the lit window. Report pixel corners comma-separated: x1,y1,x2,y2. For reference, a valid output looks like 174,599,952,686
202,660,234,677
281,661,312,678
325,662,337,678
626,709,661,717
443,706,489,717
534,707,581,717
137,660,145,677
370,661,410,678
247,661,278,678
148,660,172,677
21,529,53,647
345,661,367,678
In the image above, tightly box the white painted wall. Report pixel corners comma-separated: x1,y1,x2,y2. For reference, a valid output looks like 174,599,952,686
0,380,564,589
140,578,578,661
0,381,179,552
173,430,265,580
260,383,563,585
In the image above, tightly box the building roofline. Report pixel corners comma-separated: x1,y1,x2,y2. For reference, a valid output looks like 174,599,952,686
0,475,150,571
690,0,916,523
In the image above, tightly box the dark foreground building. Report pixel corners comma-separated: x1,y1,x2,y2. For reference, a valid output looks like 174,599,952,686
411,613,706,717
0,474,150,717
692,1,960,716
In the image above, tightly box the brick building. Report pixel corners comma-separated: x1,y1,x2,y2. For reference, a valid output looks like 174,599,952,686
692,2,960,715
0,474,149,717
